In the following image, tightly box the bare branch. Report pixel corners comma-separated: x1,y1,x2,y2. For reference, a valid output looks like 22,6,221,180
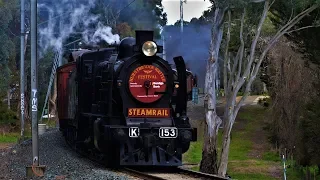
227,8,246,94
250,0,266,3
235,8,246,85
270,4,319,48
235,3,320,115
286,24,320,34
242,0,270,81
224,10,231,97
288,0,294,22
251,3,320,81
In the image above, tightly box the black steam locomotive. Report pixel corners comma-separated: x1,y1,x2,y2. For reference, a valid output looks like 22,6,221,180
57,30,197,166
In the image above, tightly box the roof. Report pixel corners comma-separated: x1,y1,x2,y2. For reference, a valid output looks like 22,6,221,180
68,49,92,62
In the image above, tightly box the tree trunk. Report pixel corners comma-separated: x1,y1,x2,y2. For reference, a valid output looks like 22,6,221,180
218,112,234,176
200,123,219,173
200,7,225,174
200,64,222,174
7,89,11,110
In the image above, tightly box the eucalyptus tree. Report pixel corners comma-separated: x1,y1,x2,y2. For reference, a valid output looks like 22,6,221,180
0,0,19,101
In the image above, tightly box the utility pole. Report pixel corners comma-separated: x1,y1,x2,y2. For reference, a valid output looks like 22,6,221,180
31,0,39,166
162,34,166,61
20,0,25,139
26,0,46,177
180,0,186,48
180,0,184,34
26,0,46,178
180,0,187,33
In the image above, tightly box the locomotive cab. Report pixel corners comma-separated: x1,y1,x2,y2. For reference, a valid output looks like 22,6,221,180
57,30,197,167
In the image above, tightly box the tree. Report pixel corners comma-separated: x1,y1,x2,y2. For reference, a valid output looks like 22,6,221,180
266,0,320,172
200,4,226,174
201,0,320,177
173,20,190,26
0,0,20,111
115,22,134,38
269,0,320,66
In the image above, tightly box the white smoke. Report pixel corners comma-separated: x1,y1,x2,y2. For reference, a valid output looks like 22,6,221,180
38,0,120,58
83,22,120,45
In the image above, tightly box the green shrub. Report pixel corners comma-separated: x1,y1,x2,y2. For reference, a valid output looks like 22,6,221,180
0,102,18,125
237,91,244,96
258,97,271,108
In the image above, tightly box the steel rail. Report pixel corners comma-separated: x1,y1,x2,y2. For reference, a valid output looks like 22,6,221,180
177,167,229,180
123,168,166,180
122,167,229,180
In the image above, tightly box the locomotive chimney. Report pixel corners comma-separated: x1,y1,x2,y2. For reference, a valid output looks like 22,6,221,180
135,30,154,46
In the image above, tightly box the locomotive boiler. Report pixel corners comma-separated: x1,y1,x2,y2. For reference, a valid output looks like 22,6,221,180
57,30,197,167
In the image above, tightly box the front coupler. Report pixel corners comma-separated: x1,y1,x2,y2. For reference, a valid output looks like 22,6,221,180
100,126,197,166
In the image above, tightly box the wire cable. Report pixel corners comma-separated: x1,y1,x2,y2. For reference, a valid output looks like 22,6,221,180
116,0,138,16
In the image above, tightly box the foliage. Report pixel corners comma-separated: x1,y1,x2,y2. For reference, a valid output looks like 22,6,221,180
265,0,320,169
0,101,18,125
0,0,19,96
269,0,320,66
264,37,315,151
114,0,167,38
257,96,270,107
297,82,320,167
116,22,134,38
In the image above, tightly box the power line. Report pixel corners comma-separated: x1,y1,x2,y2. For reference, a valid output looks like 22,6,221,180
37,10,73,26
117,0,137,15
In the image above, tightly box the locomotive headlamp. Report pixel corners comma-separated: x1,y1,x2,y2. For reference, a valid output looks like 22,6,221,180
142,41,157,56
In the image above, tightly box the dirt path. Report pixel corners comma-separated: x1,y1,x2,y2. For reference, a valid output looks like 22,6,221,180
0,143,14,150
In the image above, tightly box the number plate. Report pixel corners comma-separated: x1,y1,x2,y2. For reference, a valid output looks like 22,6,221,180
159,127,178,138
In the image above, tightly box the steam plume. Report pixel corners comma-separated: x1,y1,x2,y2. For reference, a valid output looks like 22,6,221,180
38,0,120,58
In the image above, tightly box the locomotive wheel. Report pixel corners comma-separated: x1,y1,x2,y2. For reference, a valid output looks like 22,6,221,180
66,125,77,145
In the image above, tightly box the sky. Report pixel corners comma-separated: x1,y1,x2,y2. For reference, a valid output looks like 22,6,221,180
162,0,212,25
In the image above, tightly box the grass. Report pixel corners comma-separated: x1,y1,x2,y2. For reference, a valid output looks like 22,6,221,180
261,151,280,162
0,119,56,145
0,133,20,143
0,126,32,143
230,173,277,180
183,140,203,164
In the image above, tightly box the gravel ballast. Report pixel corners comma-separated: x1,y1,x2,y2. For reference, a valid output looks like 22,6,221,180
0,128,130,180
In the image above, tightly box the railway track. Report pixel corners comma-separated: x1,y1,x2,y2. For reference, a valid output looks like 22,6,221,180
66,140,227,180
122,167,229,180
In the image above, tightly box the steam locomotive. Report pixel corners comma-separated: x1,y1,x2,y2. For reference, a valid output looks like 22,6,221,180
57,30,197,167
